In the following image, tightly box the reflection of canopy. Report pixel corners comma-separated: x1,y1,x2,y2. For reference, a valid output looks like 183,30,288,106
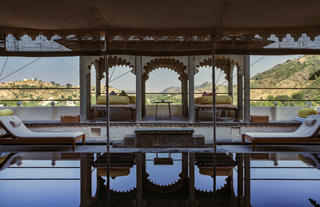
1,0,320,35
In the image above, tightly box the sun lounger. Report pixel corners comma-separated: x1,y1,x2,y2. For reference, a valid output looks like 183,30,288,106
242,115,320,151
0,116,85,151
195,104,238,121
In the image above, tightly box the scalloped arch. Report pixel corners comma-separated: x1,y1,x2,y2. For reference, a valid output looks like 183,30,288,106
91,55,134,70
143,58,188,81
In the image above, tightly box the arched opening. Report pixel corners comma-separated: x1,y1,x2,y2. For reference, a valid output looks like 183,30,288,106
145,68,182,120
194,57,238,121
143,58,188,121
89,56,136,121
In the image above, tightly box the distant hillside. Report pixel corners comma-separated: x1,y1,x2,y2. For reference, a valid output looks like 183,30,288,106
161,86,181,93
250,55,320,100
159,55,320,104
0,79,120,106
161,81,227,94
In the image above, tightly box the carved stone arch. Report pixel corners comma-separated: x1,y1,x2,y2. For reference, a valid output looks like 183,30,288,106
92,55,135,80
94,55,134,69
143,57,188,81
197,56,238,81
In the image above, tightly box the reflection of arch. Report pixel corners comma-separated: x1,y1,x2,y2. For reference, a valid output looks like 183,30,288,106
143,58,187,81
144,171,186,193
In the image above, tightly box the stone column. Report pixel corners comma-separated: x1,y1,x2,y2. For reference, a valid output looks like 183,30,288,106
237,65,244,122
135,56,142,121
181,78,188,117
141,77,146,117
227,62,234,98
80,56,91,122
95,61,102,101
243,55,250,122
188,56,195,122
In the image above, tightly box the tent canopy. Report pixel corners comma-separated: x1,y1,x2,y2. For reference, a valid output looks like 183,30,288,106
1,0,320,34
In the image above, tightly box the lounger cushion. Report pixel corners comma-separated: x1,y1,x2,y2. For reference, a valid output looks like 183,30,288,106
196,95,233,105
243,115,320,139
128,96,136,104
305,118,316,126
0,116,84,139
119,90,128,96
298,108,318,118
9,116,22,127
97,95,130,105
0,109,14,116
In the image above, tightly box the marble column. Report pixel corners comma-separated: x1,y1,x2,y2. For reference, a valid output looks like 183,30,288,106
95,61,102,101
181,78,188,117
227,62,234,98
135,56,142,121
79,56,91,121
243,55,251,122
237,65,244,122
188,56,195,122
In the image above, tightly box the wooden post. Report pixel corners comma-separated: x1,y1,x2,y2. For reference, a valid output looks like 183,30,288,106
188,56,195,122
244,154,251,207
243,55,250,122
237,65,243,122
136,56,142,121
80,154,92,207
79,56,91,122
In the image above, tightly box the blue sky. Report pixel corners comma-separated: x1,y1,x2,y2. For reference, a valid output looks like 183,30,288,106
0,55,302,92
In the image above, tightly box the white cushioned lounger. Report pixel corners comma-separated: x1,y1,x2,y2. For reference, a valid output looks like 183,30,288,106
0,116,85,151
242,115,320,151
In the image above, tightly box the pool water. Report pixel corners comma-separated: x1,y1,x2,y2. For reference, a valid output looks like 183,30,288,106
0,152,319,207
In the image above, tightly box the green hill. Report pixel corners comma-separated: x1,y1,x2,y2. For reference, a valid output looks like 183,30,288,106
250,55,320,105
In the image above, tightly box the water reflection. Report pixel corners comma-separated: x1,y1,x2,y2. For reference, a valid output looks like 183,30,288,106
0,152,319,207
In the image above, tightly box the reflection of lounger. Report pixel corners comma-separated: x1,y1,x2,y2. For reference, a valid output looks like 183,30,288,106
0,153,22,171
242,115,320,151
0,116,85,151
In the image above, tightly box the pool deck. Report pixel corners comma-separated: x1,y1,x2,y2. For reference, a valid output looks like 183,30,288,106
1,143,320,153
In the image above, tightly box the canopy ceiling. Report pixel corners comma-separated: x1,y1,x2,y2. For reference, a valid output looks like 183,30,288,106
1,0,320,35
1,0,320,56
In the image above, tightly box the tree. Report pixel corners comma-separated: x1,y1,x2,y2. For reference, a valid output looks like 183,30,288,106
291,92,304,100
66,83,72,88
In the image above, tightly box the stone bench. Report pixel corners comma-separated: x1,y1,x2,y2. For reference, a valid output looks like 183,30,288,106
123,128,205,148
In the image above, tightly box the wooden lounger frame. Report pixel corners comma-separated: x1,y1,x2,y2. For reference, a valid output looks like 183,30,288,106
0,122,85,151
0,134,85,151
242,134,320,151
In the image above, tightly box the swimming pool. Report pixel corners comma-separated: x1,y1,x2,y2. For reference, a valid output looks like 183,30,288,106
0,152,319,207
